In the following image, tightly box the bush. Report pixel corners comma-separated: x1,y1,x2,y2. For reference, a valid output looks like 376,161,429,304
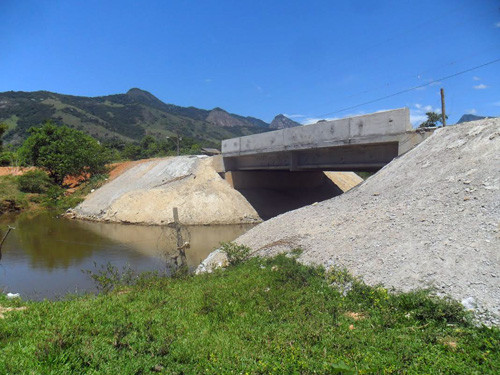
0,151,14,166
220,242,251,265
42,185,65,207
17,170,53,193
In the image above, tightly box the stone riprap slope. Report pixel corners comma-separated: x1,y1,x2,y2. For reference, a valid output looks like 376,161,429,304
68,156,262,225
236,119,500,324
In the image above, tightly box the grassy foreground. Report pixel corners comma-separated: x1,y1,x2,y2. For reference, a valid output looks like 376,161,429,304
0,254,498,374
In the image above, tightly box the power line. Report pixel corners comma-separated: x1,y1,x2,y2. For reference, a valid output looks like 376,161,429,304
315,57,500,118
308,45,496,114
250,3,473,107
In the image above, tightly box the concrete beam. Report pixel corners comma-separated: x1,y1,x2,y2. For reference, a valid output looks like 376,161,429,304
222,108,411,157
221,108,433,172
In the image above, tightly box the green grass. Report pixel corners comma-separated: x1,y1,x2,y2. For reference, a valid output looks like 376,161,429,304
0,254,498,374
0,171,108,216
0,175,29,213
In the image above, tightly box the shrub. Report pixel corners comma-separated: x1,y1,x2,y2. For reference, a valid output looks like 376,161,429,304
17,170,53,193
42,185,65,207
0,151,14,166
220,242,251,265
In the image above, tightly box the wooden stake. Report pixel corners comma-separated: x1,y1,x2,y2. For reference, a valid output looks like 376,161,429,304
172,207,186,267
440,88,446,127
0,226,15,262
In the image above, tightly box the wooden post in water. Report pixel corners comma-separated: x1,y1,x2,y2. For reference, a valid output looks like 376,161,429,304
172,207,187,268
0,226,15,262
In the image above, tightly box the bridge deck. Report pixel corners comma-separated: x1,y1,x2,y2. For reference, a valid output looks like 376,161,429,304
222,108,432,172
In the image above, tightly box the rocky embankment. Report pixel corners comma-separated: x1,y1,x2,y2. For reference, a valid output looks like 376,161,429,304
232,119,500,325
68,156,262,225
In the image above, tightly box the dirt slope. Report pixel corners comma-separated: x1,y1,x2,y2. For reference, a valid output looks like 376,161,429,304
68,156,262,225
236,119,500,324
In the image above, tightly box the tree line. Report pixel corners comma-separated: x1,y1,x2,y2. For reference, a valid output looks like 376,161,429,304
0,121,205,187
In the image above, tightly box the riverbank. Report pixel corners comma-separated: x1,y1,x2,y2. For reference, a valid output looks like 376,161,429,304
0,172,108,217
0,160,150,217
1,254,498,374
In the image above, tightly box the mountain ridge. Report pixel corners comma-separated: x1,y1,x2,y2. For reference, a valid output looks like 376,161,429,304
270,114,301,129
0,88,280,147
456,113,496,124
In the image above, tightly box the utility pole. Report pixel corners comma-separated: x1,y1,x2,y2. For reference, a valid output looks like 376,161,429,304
440,88,446,127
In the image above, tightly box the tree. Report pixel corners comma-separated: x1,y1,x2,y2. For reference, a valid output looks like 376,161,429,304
18,122,109,185
419,112,448,128
0,123,8,151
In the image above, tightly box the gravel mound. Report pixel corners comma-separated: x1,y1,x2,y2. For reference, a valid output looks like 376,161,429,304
236,119,500,325
68,156,262,225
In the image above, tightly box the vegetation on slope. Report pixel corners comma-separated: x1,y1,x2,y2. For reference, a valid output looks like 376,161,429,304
0,88,270,148
0,253,498,374
0,172,108,216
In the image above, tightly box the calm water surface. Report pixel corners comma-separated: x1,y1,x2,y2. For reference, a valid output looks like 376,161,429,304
0,212,254,300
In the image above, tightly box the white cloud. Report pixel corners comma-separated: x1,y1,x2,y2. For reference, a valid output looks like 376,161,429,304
495,22,500,28
253,83,263,92
474,84,488,90
204,78,212,83
410,113,428,125
473,76,481,81
410,104,441,127
422,105,440,112
493,101,500,107
283,113,306,119
301,117,338,125
466,108,477,114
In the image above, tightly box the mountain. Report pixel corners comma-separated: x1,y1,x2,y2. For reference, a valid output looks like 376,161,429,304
269,114,301,129
0,88,272,147
457,114,496,124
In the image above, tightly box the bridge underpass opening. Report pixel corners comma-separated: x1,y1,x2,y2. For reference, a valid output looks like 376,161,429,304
224,170,361,220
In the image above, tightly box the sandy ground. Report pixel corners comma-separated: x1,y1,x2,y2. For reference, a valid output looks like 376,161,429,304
234,119,500,325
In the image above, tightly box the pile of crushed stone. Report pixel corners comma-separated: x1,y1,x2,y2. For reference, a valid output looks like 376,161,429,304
235,119,500,325
68,156,262,225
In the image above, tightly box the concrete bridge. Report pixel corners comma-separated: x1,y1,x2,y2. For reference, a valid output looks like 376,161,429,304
221,108,432,172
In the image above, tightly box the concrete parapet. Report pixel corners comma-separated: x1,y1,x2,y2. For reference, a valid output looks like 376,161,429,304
222,107,411,157
221,108,434,172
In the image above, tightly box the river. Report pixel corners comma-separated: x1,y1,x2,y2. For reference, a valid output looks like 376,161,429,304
0,212,254,300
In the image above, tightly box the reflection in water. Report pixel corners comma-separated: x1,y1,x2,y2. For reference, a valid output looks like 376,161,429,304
75,219,255,268
14,213,114,269
0,212,254,300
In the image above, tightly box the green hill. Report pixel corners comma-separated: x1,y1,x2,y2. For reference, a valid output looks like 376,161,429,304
0,88,271,148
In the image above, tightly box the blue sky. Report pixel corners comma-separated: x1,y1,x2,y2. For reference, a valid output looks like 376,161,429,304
1,0,499,125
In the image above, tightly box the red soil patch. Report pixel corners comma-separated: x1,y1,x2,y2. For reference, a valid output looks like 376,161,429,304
107,159,154,181
0,166,36,176
0,158,157,192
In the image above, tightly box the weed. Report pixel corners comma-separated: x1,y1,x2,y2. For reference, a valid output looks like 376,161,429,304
83,262,138,293
17,170,53,193
220,241,251,265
